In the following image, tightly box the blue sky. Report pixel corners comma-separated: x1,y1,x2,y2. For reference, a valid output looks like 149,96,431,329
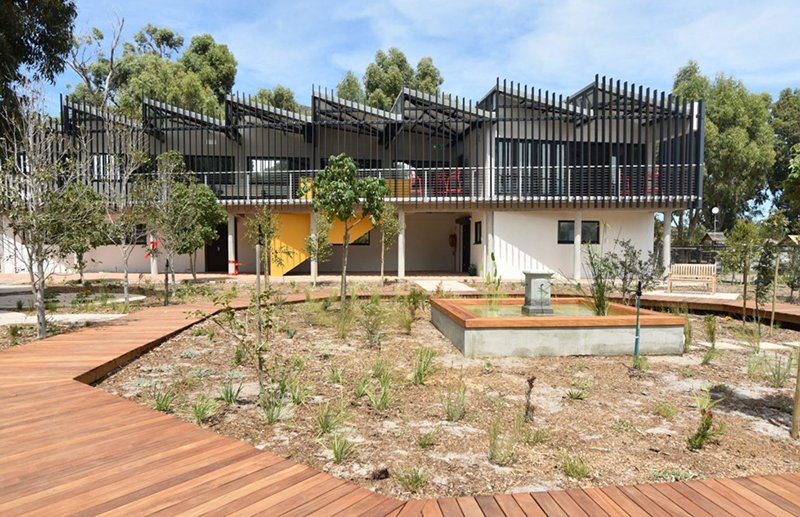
48,0,800,110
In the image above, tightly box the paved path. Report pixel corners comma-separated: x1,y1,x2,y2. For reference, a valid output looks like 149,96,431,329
2,295,800,515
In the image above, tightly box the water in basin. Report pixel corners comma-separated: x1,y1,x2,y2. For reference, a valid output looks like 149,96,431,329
466,302,625,318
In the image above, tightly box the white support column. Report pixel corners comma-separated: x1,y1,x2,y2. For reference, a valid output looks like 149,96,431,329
662,210,672,271
309,212,318,280
397,211,406,278
573,210,582,280
148,233,158,277
227,213,236,275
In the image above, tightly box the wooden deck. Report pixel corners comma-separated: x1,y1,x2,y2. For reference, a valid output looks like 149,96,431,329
1,294,799,515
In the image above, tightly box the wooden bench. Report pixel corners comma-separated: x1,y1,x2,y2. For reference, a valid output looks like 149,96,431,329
667,263,717,294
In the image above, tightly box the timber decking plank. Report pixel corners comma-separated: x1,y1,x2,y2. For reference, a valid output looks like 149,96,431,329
529,492,568,516
510,493,548,516
437,497,465,517
492,494,528,517
474,495,506,517
548,490,590,516
455,496,485,517
1,295,798,516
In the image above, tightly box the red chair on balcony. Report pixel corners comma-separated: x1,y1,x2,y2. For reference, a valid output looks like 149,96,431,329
435,168,463,196
409,169,424,196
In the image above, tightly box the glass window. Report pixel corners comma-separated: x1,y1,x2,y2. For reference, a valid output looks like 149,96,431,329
558,221,600,244
474,221,482,244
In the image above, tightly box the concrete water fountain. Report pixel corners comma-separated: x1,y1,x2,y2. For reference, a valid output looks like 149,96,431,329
521,271,554,315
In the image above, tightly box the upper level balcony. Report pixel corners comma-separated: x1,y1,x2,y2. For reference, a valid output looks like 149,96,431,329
57,76,705,210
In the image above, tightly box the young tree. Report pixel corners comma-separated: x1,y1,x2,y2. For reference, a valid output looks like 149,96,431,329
0,84,84,337
96,118,151,304
244,207,288,285
172,181,227,279
610,239,662,305
303,213,332,287
299,154,389,301
49,182,106,284
718,219,762,323
762,210,789,332
753,241,777,333
377,204,403,285
139,151,223,304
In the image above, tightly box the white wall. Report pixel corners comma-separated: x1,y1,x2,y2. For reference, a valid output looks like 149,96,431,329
491,210,655,279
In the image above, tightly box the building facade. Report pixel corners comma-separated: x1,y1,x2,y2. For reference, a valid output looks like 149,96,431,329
2,76,704,279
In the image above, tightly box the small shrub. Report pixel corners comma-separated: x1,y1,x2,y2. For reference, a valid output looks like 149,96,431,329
232,344,246,366
417,428,439,449
354,374,370,398
412,347,436,385
361,296,384,348
151,384,178,412
191,395,217,424
560,453,590,479
443,378,466,421
766,353,793,388
569,360,590,371
260,396,284,425
609,420,637,433
632,355,649,371
747,353,767,380
371,356,390,380
687,394,725,450
524,375,536,423
487,419,516,466
701,346,722,366
8,324,22,346
653,401,679,419
684,319,693,353
366,379,392,411
650,468,698,482
289,379,313,405
335,302,355,339
317,402,345,435
737,324,762,353
285,327,296,339
565,389,587,400
394,465,427,493
570,378,592,391
405,287,428,319
328,365,345,384
521,426,551,446
180,348,199,359
330,433,354,463
703,315,717,347
398,308,414,335
220,380,243,405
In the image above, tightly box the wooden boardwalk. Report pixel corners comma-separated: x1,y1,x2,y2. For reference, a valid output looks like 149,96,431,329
1,295,799,515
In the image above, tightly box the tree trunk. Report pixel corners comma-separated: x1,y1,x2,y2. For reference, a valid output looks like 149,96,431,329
163,258,170,306
340,225,350,303
380,235,385,286
34,260,47,339
122,247,132,305
190,252,197,280
771,255,779,335
78,253,85,285
170,257,176,292
742,265,748,326
793,350,800,439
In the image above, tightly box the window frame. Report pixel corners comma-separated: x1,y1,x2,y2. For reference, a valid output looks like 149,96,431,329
557,220,600,245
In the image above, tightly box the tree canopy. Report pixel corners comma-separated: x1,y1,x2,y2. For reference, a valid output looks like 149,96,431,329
771,88,800,206
254,85,300,112
338,47,444,109
0,0,77,133
68,21,237,117
672,61,775,233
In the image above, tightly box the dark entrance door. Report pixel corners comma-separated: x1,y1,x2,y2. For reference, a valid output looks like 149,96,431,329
456,216,471,273
205,223,229,272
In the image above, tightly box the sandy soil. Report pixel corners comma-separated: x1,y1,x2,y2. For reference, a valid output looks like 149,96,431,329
97,295,800,499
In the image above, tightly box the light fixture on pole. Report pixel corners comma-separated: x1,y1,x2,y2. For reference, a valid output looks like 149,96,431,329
711,207,719,232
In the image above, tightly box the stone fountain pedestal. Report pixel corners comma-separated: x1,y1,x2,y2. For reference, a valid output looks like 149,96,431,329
522,271,554,315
